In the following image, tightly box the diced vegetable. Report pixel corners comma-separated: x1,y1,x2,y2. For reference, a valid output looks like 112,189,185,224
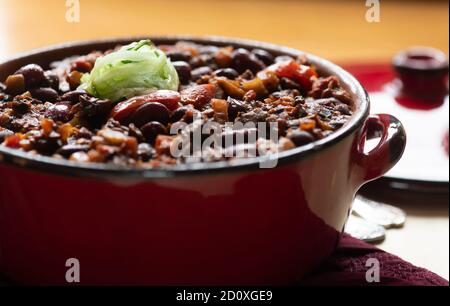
264,60,317,91
217,78,245,99
211,99,229,123
181,84,217,109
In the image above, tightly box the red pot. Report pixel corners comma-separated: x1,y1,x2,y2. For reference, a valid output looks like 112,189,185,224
0,37,406,285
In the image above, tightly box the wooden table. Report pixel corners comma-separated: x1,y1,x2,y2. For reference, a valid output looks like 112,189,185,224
0,0,449,281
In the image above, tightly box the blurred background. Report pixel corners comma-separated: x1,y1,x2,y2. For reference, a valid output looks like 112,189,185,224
0,0,448,279
0,0,448,63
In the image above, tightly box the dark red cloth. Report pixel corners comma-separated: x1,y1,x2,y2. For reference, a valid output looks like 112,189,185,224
0,234,448,286
301,234,449,286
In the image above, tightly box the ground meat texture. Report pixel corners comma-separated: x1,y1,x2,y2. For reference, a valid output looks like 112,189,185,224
0,41,354,168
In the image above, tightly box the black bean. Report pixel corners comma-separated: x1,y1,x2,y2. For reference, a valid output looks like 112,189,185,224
227,97,248,121
128,123,145,142
166,50,192,62
275,55,295,63
214,68,239,79
57,144,90,158
44,71,60,91
141,121,168,143
11,100,31,114
61,90,87,104
251,49,275,65
31,87,59,102
173,61,192,85
170,106,190,123
34,135,60,156
130,102,170,127
191,66,213,81
45,102,72,122
231,48,266,73
80,95,113,119
287,130,315,146
15,64,45,88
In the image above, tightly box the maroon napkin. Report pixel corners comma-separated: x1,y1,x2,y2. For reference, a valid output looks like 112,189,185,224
1,234,447,286
301,234,449,286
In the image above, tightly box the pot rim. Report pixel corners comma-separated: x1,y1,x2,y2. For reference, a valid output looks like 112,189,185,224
0,35,370,180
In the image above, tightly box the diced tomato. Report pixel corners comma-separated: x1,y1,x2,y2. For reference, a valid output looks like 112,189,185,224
3,134,21,148
110,90,181,122
181,84,217,109
265,60,317,91
155,135,175,155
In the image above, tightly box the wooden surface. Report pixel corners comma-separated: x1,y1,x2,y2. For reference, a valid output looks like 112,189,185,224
0,0,449,281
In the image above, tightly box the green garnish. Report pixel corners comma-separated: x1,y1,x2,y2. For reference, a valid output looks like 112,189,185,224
79,40,179,101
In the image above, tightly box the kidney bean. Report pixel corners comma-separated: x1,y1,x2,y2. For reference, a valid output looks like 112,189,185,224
252,49,275,66
287,130,315,146
45,102,72,122
231,48,266,74
15,64,45,88
181,84,217,109
145,90,181,111
129,102,170,127
191,66,213,81
166,50,192,62
44,71,60,91
173,61,192,85
70,60,93,73
110,90,180,123
214,68,239,79
31,87,59,102
57,144,90,158
141,121,168,143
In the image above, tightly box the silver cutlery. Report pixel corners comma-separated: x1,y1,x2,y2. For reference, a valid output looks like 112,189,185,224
352,195,407,229
345,215,386,243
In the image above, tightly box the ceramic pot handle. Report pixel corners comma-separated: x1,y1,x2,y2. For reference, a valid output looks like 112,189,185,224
355,114,407,183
